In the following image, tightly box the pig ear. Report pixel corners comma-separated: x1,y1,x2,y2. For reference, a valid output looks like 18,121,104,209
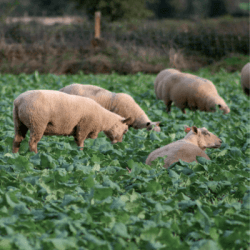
122,117,131,124
191,126,198,134
147,121,161,127
184,125,191,133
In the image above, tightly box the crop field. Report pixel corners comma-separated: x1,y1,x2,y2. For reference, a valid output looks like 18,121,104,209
0,69,249,249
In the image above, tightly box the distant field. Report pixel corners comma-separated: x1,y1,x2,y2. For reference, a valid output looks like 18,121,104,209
0,17,248,74
0,70,249,249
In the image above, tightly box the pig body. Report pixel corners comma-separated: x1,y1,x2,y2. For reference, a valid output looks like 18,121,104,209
13,90,129,153
146,126,222,168
60,84,161,131
241,63,250,96
154,69,230,114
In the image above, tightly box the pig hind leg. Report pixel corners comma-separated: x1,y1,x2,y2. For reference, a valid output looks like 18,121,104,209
244,87,250,96
13,121,29,153
29,124,47,153
164,100,172,113
175,99,187,114
74,125,89,150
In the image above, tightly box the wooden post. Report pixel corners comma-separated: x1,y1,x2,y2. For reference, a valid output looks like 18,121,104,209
95,11,101,39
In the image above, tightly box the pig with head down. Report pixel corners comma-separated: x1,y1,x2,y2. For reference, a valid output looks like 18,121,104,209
60,84,161,132
13,90,129,153
154,68,230,114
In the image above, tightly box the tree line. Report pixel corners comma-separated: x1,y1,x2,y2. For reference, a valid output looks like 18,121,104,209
0,0,248,21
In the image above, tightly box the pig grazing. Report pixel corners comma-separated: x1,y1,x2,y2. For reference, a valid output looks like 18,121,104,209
154,68,230,114
13,90,129,153
146,126,222,168
241,63,250,96
59,84,161,132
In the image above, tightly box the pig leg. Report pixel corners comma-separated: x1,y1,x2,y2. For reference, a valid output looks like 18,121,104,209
87,131,99,139
74,126,89,150
29,124,47,153
178,102,187,114
29,134,43,154
74,137,85,150
13,122,28,153
164,97,172,113
165,100,172,113
175,99,187,114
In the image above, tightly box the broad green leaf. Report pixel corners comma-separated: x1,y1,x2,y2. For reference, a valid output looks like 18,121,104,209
217,149,228,157
40,152,56,169
94,187,113,200
61,194,81,207
140,227,160,241
207,181,218,192
0,239,12,250
150,132,161,141
190,239,220,250
13,234,33,250
7,155,31,172
168,170,179,179
92,163,101,172
229,147,242,158
13,203,30,215
83,176,95,188
196,156,210,166
18,140,29,154
29,153,41,166
110,198,126,210
145,241,166,250
112,222,130,238
83,233,107,246
44,238,77,250
145,181,162,193
2,192,19,208
242,192,250,210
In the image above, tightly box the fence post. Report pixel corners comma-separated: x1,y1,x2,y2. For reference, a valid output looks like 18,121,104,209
95,11,101,39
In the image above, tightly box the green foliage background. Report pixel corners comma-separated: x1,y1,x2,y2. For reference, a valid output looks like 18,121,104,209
0,69,249,249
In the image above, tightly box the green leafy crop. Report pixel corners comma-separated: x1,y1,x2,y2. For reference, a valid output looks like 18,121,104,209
0,69,249,249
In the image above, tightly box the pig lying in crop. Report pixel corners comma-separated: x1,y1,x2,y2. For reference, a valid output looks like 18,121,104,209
146,126,222,168
59,84,161,132
13,90,129,153
154,68,230,114
241,63,250,96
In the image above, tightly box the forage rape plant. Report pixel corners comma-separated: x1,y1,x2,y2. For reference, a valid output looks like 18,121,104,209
0,69,249,249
